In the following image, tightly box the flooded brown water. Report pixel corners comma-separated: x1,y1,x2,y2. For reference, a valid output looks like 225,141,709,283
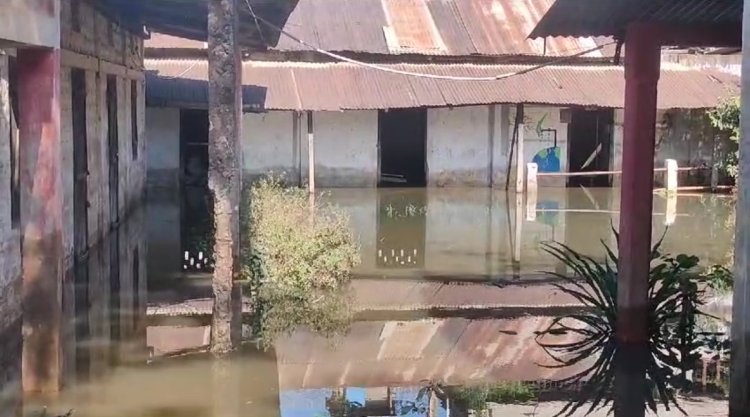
0,188,735,417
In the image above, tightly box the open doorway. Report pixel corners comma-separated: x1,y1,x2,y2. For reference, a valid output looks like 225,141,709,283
567,108,614,187
378,108,427,187
179,109,214,273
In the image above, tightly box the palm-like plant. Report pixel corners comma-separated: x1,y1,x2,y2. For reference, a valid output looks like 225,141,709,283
536,232,714,416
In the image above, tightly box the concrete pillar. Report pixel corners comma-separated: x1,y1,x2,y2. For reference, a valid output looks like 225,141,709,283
617,23,661,343
665,159,678,193
18,48,63,394
207,0,243,354
615,23,661,417
729,0,750,412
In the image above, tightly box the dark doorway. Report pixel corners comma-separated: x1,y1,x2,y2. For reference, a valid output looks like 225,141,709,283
567,108,614,187
72,69,89,257
179,109,214,273
106,75,119,226
378,109,427,187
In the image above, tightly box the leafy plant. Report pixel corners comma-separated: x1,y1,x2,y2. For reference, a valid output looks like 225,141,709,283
704,264,734,294
449,382,536,412
243,176,360,347
707,97,740,181
536,231,718,416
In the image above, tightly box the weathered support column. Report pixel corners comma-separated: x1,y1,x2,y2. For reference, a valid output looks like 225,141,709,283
18,48,63,393
615,23,661,417
729,0,750,412
207,0,243,354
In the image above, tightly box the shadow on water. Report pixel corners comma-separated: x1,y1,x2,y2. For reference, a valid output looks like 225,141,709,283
0,188,737,417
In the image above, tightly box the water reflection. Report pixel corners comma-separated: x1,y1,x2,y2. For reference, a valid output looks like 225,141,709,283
327,188,735,281
0,187,735,417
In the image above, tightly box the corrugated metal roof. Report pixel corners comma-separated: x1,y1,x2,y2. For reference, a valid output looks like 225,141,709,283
530,0,742,39
144,0,608,58
146,59,740,110
145,70,267,111
275,317,587,389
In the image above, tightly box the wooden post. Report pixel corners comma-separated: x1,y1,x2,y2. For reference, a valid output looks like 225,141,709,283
730,0,750,411
515,120,525,193
207,0,242,354
307,110,314,194
615,23,661,417
17,48,63,394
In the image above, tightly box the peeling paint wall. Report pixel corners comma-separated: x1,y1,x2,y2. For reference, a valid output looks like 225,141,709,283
610,108,725,187
0,55,22,364
654,109,727,186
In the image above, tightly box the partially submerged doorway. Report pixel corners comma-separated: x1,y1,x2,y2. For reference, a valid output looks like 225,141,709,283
567,108,614,187
378,108,427,187
179,109,214,272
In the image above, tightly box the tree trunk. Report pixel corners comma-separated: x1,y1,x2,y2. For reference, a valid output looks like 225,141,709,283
207,0,242,354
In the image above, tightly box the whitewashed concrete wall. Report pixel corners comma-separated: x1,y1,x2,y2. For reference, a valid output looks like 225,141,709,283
427,106,502,187
146,107,180,190
243,110,378,187
240,105,578,188
243,111,298,182
312,111,379,187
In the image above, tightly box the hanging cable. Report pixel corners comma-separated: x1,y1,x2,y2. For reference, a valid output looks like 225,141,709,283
243,0,615,82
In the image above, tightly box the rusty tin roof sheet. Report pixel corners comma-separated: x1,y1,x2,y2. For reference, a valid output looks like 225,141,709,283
275,316,588,388
145,0,609,57
146,59,739,110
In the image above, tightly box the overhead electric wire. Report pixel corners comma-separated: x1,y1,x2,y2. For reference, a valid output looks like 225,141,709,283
243,0,615,82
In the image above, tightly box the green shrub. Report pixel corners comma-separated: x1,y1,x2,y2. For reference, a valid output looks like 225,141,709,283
243,177,360,346
707,97,740,181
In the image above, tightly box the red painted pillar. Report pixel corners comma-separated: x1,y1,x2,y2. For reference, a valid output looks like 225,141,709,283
617,24,661,344
17,48,63,394
614,25,660,416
